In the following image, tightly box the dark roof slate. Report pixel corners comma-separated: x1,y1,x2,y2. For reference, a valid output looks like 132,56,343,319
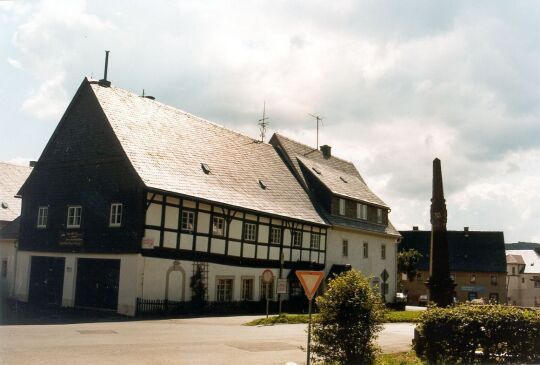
328,215,400,237
0,217,20,239
399,230,506,273
0,162,32,222
89,80,325,225
505,242,540,250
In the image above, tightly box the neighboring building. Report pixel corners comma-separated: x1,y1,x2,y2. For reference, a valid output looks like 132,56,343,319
399,228,507,304
0,162,32,299
506,242,540,307
270,135,401,301
13,77,399,315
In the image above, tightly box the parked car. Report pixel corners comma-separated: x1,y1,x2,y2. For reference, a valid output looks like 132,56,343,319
395,292,407,303
418,294,428,306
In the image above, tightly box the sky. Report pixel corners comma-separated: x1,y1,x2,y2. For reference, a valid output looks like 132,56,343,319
1,0,539,243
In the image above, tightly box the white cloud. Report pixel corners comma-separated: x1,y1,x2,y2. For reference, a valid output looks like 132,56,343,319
22,74,67,120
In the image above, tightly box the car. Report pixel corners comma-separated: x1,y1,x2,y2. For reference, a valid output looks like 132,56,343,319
418,294,428,306
395,292,407,303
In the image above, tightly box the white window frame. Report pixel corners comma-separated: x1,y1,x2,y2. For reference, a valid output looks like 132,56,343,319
244,222,256,242
37,206,48,228
291,230,302,248
270,227,282,244
181,210,195,231
342,239,348,257
363,242,369,258
216,277,234,302
356,203,367,220
67,206,82,229
377,208,383,223
241,277,254,301
339,198,346,215
109,203,122,227
310,233,320,249
212,216,225,236
381,244,386,260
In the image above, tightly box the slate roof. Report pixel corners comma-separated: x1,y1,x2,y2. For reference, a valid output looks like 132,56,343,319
0,217,20,240
506,250,540,274
328,215,400,237
399,230,506,273
0,162,32,223
88,79,326,225
296,155,388,208
505,242,540,250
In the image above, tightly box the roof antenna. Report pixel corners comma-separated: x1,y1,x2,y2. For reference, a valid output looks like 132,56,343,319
309,113,324,149
99,50,111,87
258,101,269,142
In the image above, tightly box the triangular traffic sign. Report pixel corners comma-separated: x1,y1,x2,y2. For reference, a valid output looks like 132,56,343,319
296,271,324,300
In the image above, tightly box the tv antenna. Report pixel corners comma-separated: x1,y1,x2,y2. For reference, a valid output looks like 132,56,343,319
309,113,324,149
258,101,270,142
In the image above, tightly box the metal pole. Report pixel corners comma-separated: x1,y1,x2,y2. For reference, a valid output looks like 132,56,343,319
266,285,270,319
307,298,312,365
278,253,284,316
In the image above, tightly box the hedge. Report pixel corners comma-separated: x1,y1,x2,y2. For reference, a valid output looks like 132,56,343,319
413,304,540,364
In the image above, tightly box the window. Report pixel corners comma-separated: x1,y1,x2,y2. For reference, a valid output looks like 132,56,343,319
260,278,274,300
491,275,497,286
181,211,195,231
535,280,540,288
512,267,516,275
356,203,367,220
212,216,225,236
67,206,82,228
339,198,345,215
270,227,281,244
363,242,369,258
241,278,254,301
310,234,320,249
244,222,256,241
1,259,7,278
216,278,233,302
109,203,122,227
381,244,386,260
377,208,383,223
291,230,302,248
522,277,525,284
37,206,48,228
470,274,476,283
342,239,348,257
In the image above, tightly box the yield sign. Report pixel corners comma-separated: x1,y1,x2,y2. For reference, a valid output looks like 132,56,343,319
296,271,324,300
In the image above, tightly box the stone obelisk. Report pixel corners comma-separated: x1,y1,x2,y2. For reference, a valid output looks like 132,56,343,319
426,158,455,307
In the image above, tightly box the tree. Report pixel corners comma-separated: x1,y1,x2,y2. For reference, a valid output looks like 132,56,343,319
190,264,206,308
311,269,385,365
398,249,423,282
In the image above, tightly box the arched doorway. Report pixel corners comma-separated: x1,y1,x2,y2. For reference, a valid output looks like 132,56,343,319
165,261,186,302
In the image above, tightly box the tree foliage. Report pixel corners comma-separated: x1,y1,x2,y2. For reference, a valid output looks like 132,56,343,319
311,269,386,365
397,249,423,282
189,264,206,307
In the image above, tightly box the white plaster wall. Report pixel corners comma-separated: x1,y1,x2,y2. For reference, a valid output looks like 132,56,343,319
0,240,16,298
197,212,210,233
326,228,399,302
229,219,242,240
164,206,179,229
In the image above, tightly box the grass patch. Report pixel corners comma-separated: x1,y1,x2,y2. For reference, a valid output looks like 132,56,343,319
375,351,424,365
245,310,422,326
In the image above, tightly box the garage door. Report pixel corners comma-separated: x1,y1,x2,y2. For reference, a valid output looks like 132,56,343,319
75,258,120,310
28,256,65,306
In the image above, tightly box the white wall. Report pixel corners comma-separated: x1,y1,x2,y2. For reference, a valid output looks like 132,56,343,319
0,240,17,298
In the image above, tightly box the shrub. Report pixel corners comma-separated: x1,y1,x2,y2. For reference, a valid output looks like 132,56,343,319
414,304,540,364
311,269,386,365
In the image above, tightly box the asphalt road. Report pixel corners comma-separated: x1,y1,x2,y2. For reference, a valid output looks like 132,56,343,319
0,316,415,365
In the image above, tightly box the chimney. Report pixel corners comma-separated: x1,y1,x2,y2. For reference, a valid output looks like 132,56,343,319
99,50,111,87
29,161,37,167
320,145,331,159
464,227,469,232
413,226,419,231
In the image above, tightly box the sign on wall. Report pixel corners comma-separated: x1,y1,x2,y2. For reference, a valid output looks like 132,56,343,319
276,278,288,294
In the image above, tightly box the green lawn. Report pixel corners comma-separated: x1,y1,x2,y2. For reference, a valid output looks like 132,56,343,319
375,351,424,365
244,310,422,326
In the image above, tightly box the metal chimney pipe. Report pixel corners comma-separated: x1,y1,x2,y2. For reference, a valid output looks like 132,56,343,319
104,50,110,81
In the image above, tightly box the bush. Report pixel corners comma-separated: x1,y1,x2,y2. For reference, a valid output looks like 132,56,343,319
311,269,386,364
414,304,540,364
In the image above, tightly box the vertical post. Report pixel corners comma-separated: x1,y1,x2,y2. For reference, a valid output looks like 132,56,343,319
307,298,313,365
266,284,270,319
278,252,284,316
103,50,110,81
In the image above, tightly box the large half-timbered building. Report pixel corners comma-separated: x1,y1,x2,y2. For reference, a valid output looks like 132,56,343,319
14,77,399,315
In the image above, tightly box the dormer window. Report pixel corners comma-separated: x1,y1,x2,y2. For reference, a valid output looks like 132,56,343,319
356,203,367,220
201,163,211,174
67,206,82,229
339,198,345,215
377,208,383,223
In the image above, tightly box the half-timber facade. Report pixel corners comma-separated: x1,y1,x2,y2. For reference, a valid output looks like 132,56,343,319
14,77,399,315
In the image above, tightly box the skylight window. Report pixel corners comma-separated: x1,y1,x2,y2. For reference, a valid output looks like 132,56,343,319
312,167,321,174
201,163,211,174
340,176,348,183
259,179,267,189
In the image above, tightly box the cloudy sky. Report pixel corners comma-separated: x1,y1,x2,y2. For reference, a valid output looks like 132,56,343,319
1,0,539,242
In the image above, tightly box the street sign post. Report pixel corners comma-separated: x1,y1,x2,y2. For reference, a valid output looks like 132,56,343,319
262,269,274,319
295,270,324,365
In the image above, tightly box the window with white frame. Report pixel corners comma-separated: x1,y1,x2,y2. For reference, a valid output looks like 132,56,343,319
270,227,281,244
260,277,274,300
377,208,383,223
181,211,195,231
310,233,320,249
363,242,369,258
37,206,48,228
356,203,367,220
244,222,256,241
241,277,254,300
381,244,386,260
216,278,233,302
291,230,302,248
109,203,122,227
67,206,82,228
342,239,349,257
212,216,225,236
339,198,346,215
